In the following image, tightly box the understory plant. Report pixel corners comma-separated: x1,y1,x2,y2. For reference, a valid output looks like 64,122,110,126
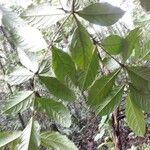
0,0,150,150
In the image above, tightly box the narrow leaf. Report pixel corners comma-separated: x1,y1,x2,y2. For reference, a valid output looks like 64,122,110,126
19,117,40,150
77,3,124,26
125,95,145,137
35,97,71,127
41,132,78,150
39,76,76,101
70,20,93,70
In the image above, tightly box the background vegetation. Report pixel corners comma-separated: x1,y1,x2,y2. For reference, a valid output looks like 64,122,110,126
0,0,150,149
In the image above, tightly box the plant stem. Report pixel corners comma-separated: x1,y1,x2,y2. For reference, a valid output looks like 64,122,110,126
112,108,122,150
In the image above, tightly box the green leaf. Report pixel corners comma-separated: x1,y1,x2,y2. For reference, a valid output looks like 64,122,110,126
52,47,77,85
41,132,78,150
70,20,93,70
102,35,125,55
35,97,71,127
7,67,34,85
79,50,99,91
77,3,124,26
127,66,150,91
0,131,21,148
88,70,119,107
96,86,124,116
122,28,141,61
130,84,150,113
39,76,76,101
3,91,34,114
0,6,47,52
19,117,40,150
125,95,145,137
21,3,67,29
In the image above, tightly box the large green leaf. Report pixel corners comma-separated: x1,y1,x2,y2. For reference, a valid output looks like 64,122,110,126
70,20,93,70
19,117,40,150
77,3,124,26
52,47,77,85
102,35,125,55
88,70,119,107
122,28,141,61
35,97,71,127
39,76,76,101
127,66,150,91
125,95,145,137
130,84,150,113
7,67,34,85
21,3,66,29
96,86,124,116
0,131,21,148
3,91,34,114
0,6,47,52
79,50,99,91
41,132,78,150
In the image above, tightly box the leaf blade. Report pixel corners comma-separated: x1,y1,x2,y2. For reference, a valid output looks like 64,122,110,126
130,84,150,113
22,3,67,29
125,95,145,137
19,117,40,150
80,50,99,90
96,86,124,116
35,97,71,127
70,20,93,70
41,132,78,150
88,70,119,107
52,47,77,85
77,3,124,26
7,67,34,85
3,91,34,114
0,131,21,148
39,76,76,101
102,35,125,55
